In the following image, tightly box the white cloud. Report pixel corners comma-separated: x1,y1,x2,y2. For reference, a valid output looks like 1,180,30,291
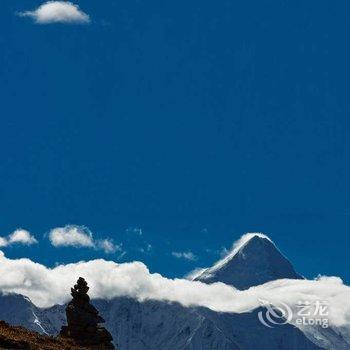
172,251,197,261
8,229,38,245
0,237,8,248
96,239,122,254
0,250,349,340
0,229,38,248
49,226,94,248
0,232,350,345
48,225,121,255
18,1,90,24
0,231,349,346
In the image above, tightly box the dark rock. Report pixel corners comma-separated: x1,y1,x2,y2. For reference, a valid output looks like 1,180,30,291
60,277,115,349
0,334,30,349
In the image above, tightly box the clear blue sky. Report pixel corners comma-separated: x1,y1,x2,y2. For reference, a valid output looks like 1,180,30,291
0,1,349,283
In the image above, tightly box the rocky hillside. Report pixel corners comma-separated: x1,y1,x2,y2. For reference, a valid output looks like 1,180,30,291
0,320,85,350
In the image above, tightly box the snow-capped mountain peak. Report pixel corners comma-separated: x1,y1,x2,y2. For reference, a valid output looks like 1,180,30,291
194,233,303,289
1,234,348,349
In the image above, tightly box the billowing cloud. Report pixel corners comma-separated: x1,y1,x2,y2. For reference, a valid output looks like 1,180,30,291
18,1,90,24
0,229,38,248
172,251,197,261
8,229,38,245
49,226,94,248
1,232,349,347
48,225,121,254
0,250,349,342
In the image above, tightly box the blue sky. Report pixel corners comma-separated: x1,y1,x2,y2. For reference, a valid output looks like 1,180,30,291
0,1,349,283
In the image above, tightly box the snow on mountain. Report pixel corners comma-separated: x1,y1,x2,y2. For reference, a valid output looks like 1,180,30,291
0,234,349,349
301,324,350,350
0,294,322,350
194,233,303,289
0,293,47,334
94,297,324,350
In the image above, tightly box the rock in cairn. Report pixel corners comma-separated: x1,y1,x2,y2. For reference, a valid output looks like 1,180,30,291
60,277,115,349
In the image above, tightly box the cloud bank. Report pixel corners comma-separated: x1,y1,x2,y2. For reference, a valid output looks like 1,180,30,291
18,1,90,24
49,225,121,254
0,229,38,248
0,250,349,335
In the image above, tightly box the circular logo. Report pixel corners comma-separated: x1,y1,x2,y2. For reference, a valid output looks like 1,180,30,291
258,299,293,328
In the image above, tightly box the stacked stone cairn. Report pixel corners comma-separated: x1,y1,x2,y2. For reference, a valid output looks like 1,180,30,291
60,277,115,349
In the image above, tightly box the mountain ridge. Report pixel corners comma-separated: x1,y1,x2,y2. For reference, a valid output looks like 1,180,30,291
0,295,323,350
194,234,303,289
0,234,348,349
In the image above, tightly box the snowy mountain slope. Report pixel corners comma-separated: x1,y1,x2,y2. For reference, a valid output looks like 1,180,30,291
0,294,322,350
301,324,350,350
194,234,303,289
0,293,67,336
0,234,349,349
0,293,47,334
92,298,322,350
34,303,67,335
95,297,243,350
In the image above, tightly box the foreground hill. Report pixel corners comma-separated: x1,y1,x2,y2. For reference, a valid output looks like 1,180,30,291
0,320,85,350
